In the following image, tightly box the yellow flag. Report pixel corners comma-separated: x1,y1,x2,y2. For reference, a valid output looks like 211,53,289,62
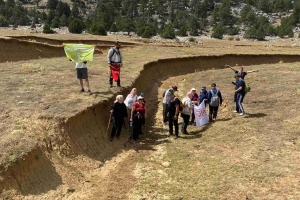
64,44,95,62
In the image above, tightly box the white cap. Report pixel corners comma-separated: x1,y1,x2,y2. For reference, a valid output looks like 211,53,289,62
137,96,144,100
191,88,196,91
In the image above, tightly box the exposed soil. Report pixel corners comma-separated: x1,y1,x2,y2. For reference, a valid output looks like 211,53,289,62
1,36,300,199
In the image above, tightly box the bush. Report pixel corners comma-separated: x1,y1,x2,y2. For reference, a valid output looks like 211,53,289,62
235,37,240,41
227,26,239,35
176,26,187,36
141,27,152,38
51,17,59,28
90,23,107,35
0,15,9,27
188,37,196,42
211,24,225,39
161,23,175,39
228,36,234,41
68,18,85,34
43,23,54,34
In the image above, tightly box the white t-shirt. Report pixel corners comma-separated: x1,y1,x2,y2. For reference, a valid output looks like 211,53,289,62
124,94,137,109
182,97,192,115
75,62,87,69
163,89,174,104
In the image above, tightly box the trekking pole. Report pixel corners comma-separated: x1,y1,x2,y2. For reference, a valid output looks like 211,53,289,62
106,112,112,138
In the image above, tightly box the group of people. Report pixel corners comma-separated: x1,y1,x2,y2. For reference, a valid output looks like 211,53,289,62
108,64,259,142
160,64,259,139
109,88,146,142
74,42,123,94
162,83,223,138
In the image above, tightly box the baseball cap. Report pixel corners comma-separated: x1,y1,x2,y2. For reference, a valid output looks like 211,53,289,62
191,88,196,91
140,93,145,97
201,86,206,89
137,96,144,100
211,83,216,87
234,73,241,77
168,89,174,95
172,86,178,91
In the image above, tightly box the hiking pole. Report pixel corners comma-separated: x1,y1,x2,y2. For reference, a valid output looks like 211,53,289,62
106,112,112,138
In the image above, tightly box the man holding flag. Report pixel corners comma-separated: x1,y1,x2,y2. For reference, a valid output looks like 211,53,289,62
107,42,123,88
64,43,95,94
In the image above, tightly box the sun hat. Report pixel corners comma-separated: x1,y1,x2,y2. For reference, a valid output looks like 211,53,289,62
137,96,144,100
191,88,196,91
172,86,178,91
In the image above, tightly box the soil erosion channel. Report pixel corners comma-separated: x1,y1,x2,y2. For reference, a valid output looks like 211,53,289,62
1,52,300,199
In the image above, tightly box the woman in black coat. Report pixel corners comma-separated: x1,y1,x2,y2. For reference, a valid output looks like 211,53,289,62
110,95,128,141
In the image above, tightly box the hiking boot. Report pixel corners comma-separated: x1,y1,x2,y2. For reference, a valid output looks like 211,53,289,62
168,133,173,137
109,137,113,142
110,84,113,88
174,135,178,139
116,135,120,140
117,84,121,87
184,131,189,134
81,88,85,92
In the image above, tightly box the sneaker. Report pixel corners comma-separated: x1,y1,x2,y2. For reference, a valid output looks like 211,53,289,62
233,111,238,113
87,89,92,94
109,137,113,142
116,135,120,140
110,84,113,88
80,88,85,92
174,135,178,139
117,84,121,87
239,113,244,116
168,133,173,137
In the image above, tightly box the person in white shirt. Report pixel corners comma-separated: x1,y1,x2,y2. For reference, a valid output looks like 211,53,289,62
181,92,193,134
107,42,123,87
75,61,91,94
124,88,137,129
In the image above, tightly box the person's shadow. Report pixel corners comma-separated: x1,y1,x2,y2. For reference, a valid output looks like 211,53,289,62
245,113,267,118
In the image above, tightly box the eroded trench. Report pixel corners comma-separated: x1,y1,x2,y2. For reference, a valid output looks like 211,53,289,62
1,53,300,198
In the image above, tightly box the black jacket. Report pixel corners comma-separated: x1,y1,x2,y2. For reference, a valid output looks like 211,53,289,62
111,102,128,120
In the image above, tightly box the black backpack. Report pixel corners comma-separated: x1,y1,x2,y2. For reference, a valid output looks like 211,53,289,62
162,90,167,98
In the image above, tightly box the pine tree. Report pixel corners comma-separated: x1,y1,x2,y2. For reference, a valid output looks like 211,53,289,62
161,23,175,39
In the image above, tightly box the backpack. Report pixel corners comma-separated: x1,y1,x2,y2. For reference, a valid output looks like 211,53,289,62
109,47,122,63
209,89,220,107
162,90,166,98
174,97,184,113
244,82,251,93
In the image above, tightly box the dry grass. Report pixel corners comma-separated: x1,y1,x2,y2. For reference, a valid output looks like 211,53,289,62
1,34,300,179
131,63,300,199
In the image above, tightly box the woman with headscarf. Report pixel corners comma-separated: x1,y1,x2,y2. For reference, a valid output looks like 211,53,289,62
181,92,193,134
124,88,137,130
109,95,128,141
190,88,199,125
130,96,146,142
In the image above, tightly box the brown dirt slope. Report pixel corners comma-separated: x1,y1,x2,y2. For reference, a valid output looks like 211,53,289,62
1,51,300,199
0,37,104,63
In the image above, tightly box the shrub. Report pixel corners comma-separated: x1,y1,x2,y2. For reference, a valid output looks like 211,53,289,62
0,15,9,27
90,23,107,35
68,18,85,34
188,37,196,42
228,36,234,41
43,23,54,34
161,23,175,39
235,37,240,41
211,24,225,39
